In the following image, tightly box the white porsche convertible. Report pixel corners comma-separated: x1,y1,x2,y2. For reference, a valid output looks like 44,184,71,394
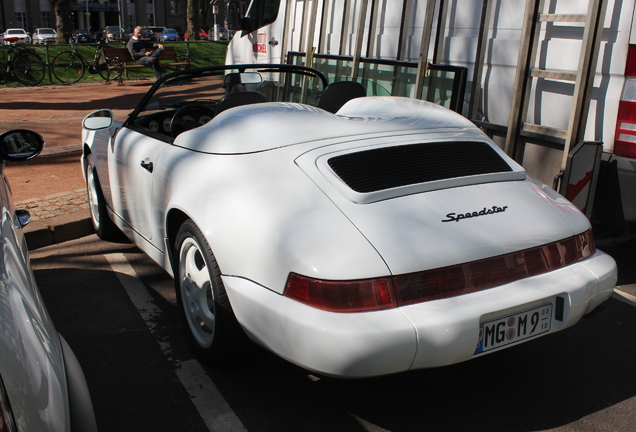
82,64,617,378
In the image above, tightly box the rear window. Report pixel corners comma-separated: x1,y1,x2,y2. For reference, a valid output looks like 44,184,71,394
328,142,513,193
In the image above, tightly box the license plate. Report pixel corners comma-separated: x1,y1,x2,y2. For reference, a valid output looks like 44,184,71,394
475,304,552,354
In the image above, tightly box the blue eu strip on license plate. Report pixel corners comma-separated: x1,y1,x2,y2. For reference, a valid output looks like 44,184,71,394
475,304,553,354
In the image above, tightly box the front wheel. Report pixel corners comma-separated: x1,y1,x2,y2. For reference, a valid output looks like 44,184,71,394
85,154,121,240
52,51,84,84
174,220,245,363
12,51,44,86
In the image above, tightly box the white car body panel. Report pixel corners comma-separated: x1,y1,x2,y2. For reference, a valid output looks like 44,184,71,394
223,251,615,377
82,70,617,377
0,171,70,432
0,129,96,431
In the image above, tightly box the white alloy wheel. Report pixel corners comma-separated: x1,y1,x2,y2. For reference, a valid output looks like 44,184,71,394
174,220,244,363
178,236,216,348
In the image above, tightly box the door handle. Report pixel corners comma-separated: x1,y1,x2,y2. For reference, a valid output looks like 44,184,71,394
140,159,154,172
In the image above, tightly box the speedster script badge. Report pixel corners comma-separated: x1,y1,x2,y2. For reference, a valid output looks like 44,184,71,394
442,205,508,223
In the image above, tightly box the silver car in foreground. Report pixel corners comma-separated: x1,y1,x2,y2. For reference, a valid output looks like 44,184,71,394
0,130,97,431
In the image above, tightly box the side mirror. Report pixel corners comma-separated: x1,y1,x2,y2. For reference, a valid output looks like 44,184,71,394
227,2,242,31
0,129,44,161
82,109,114,130
228,0,281,35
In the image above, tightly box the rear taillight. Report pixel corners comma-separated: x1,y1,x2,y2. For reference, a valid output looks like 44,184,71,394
284,229,595,312
284,273,397,312
396,229,595,305
615,45,636,158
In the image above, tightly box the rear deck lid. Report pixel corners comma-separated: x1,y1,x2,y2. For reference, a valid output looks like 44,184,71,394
296,131,588,275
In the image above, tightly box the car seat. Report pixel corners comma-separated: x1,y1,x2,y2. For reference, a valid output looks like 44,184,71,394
215,91,268,115
318,81,367,113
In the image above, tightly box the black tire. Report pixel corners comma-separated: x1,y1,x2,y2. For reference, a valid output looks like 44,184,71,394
174,220,245,363
52,51,85,84
85,154,121,240
12,51,44,86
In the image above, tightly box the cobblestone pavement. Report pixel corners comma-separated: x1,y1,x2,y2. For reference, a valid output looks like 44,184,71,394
17,189,89,222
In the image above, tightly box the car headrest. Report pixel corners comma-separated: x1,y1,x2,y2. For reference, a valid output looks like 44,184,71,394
216,91,268,115
318,81,367,113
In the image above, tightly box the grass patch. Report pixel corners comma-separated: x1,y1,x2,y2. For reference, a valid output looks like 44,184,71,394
0,40,228,87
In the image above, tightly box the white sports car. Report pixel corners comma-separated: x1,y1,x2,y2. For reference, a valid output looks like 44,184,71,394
81,64,617,378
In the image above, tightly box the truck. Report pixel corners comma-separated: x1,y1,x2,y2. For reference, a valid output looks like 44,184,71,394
225,0,636,244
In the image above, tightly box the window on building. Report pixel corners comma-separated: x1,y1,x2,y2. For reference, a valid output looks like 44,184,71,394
170,0,181,15
15,12,27,29
147,14,155,25
41,11,52,28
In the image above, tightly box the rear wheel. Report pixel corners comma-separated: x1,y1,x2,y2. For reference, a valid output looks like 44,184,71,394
85,154,121,240
12,51,44,86
52,51,84,84
95,51,121,82
174,220,245,363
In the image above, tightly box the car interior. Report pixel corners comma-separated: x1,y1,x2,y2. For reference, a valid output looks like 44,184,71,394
130,66,369,139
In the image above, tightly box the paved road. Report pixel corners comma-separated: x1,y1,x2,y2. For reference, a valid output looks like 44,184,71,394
31,235,636,432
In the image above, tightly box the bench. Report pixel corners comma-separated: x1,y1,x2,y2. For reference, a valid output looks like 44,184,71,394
103,46,190,84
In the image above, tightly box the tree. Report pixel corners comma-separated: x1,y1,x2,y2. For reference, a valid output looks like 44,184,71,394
50,0,72,42
186,0,198,39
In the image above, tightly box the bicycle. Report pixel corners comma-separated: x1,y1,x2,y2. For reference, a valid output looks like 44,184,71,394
51,41,121,84
0,38,45,86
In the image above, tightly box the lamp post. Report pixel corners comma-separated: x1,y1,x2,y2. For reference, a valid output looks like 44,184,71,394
210,0,218,41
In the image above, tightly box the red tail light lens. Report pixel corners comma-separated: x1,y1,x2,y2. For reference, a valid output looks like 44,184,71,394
284,273,397,312
396,229,595,304
284,229,595,312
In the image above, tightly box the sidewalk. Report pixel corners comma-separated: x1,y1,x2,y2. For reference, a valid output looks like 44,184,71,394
19,188,94,251
14,146,93,251
1,82,152,251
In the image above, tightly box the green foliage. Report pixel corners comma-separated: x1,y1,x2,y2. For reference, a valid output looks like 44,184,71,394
0,40,229,87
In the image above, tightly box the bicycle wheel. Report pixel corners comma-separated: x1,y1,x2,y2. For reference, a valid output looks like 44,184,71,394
52,51,84,84
95,50,116,81
12,51,45,86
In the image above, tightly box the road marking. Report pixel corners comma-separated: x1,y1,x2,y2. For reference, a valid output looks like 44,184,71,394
612,289,636,307
105,253,247,432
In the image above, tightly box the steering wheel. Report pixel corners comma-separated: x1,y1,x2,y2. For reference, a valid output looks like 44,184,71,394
169,103,216,138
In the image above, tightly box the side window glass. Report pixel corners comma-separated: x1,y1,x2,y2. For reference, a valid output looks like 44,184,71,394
229,0,281,34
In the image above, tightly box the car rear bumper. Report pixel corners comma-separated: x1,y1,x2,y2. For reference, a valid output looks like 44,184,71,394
223,251,616,378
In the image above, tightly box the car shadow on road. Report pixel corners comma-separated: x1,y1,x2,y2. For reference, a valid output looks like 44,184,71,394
306,297,636,431
32,240,636,432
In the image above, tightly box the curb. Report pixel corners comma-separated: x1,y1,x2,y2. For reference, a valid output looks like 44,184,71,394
24,210,94,251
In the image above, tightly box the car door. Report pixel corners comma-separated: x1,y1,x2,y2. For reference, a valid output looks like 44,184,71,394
109,127,169,244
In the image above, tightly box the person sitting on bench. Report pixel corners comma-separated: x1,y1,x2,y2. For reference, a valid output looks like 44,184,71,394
127,26,164,79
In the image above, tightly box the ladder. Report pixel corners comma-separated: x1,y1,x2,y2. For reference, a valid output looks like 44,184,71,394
503,0,608,170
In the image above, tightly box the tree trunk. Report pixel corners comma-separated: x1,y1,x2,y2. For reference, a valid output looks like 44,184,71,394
186,0,197,39
50,0,72,42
